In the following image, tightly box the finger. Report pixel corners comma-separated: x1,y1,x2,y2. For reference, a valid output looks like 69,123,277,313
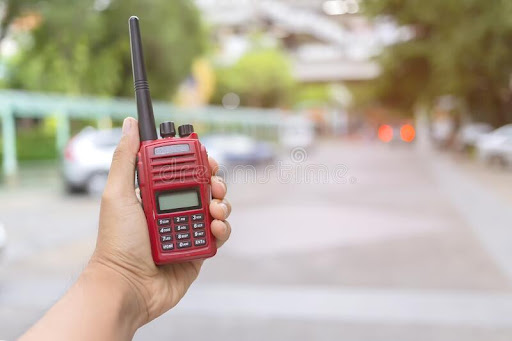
211,176,227,199
104,118,140,198
208,157,219,175
211,219,231,248
209,198,231,220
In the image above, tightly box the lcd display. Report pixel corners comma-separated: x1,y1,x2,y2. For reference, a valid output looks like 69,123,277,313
157,189,200,213
154,144,190,156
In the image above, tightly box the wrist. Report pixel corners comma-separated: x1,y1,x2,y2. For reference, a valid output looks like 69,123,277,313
80,260,147,334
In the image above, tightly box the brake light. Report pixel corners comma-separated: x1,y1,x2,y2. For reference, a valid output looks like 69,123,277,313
378,125,393,143
64,138,75,161
400,124,415,143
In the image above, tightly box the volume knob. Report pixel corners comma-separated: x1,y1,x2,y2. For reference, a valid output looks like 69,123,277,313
159,121,176,138
178,124,194,137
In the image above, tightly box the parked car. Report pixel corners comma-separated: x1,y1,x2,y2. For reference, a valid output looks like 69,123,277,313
454,123,493,152
476,124,512,166
201,134,275,167
62,127,121,195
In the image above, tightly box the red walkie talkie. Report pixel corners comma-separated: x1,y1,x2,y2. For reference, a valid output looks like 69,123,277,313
129,16,216,264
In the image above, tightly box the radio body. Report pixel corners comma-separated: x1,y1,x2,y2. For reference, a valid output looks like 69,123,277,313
129,16,216,264
137,130,217,264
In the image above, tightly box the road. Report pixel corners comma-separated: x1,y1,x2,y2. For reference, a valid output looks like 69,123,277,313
1,140,512,340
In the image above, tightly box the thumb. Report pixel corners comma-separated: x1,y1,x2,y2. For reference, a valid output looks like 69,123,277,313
104,117,140,198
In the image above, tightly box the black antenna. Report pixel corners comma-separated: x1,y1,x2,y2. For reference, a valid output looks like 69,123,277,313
129,16,157,141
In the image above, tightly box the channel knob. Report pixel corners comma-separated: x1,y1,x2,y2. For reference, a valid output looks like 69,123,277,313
178,124,194,137
159,121,176,138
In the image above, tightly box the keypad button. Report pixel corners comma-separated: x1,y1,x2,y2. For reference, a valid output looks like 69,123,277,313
174,224,189,232
173,216,189,223
177,241,192,249
193,230,205,238
176,232,190,240
160,235,172,242
194,239,207,247
159,227,171,234
162,243,174,251
192,222,205,229
158,218,171,226
191,214,204,221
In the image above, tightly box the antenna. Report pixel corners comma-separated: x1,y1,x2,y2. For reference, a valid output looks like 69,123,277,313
129,16,157,141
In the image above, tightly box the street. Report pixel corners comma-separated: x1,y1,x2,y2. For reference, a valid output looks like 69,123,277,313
1,140,512,340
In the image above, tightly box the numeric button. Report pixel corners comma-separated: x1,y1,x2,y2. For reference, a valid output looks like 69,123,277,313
173,216,189,223
177,241,191,249
159,227,171,234
174,224,189,232
191,214,204,221
158,218,171,226
193,230,205,238
192,222,204,229
176,232,190,240
160,235,172,242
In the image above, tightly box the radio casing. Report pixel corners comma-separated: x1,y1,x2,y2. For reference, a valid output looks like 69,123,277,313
136,132,217,264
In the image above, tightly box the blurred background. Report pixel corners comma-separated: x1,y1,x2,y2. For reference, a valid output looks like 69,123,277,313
1,0,512,340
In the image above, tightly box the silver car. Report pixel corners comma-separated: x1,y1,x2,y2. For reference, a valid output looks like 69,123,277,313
62,127,121,195
476,124,512,167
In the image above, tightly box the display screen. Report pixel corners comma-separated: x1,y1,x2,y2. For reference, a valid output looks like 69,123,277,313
154,144,190,156
157,189,200,213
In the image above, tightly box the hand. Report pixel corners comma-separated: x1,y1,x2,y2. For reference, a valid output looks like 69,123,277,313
90,117,231,326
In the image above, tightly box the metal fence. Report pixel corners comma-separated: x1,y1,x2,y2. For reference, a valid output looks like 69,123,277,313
0,90,287,177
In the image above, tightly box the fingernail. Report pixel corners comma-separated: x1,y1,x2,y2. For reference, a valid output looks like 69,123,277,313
122,118,132,135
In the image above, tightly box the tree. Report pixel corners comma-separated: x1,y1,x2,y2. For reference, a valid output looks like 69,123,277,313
362,0,512,126
211,49,295,108
6,0,206,99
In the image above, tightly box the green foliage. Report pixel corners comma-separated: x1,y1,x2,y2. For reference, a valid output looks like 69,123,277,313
362,0,512,125
212,49,295,108
293,84,331,107
0,127,57,161
6,0,205,99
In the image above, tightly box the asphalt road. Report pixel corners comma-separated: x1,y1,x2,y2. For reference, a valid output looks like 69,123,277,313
1,140,512,340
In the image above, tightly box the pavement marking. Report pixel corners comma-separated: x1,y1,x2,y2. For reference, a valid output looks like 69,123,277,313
174,284,512,328
430,154,512,282
3,280,512,328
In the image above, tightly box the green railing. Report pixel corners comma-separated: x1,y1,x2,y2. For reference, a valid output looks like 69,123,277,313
0,90,284,177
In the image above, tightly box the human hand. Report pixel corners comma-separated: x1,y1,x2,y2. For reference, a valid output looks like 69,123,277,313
89,117,231,326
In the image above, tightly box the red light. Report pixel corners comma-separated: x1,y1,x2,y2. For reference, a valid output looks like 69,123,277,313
400,124,415,143
378,125,393,143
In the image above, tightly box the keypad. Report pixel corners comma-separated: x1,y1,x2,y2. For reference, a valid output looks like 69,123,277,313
157,213,207,252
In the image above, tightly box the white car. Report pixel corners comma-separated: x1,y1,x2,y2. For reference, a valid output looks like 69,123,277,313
62,127,121,195
476,124,512,166
455,123,493,152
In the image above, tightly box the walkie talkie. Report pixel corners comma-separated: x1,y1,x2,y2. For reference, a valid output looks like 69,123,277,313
129,16,216,264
